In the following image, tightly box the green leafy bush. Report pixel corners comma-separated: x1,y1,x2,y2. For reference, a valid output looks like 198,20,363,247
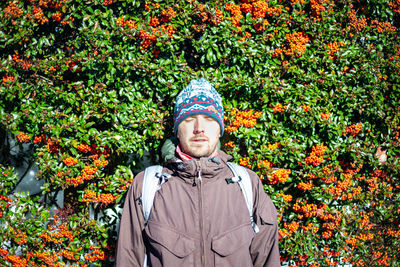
1,0,399,265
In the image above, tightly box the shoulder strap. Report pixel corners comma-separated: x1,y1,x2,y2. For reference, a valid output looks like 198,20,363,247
226,162,260,233
141,165,170,267
142,165,165,223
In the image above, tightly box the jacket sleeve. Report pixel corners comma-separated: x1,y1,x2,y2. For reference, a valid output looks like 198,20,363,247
115,172,146,266
248,170,281,267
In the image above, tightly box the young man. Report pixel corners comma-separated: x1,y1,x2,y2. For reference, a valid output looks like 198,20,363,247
115,78,280,266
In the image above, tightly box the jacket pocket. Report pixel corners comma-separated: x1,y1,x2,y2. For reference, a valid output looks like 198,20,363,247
211,223,255,267
145,222,196,266
258,204,275,226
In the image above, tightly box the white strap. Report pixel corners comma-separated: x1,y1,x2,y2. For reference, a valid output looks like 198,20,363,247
227,162,260,233
142,165,163,223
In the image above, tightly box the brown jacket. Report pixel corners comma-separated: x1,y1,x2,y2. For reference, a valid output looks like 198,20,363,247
115,151,280,266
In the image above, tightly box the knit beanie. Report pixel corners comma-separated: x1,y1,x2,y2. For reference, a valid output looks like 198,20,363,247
173,78,224,136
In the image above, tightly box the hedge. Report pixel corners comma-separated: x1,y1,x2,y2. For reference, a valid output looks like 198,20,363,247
1,0,399,266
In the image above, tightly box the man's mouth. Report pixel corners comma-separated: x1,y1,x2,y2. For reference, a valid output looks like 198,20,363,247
191,136,208,143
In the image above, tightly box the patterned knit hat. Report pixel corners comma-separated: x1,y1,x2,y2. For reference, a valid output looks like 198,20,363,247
173,78,224,135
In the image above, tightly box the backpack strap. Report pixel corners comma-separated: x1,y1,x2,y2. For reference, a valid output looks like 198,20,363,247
141,165,170,267
142,165,170,223
226,162,260,233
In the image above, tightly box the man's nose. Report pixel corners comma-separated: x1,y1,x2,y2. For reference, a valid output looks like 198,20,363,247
194,118,205,134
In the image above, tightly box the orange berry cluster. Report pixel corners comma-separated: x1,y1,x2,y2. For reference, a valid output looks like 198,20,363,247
4,1,24,19
322,230,333,239
51,224,75,242
271,48,283,58
285,32,309,56
276,193,292,202
39,224,75,246
370,20,397,33
239,157,252,168
347,7,367,32
307,170,337,184
225,3,243,29
63,157,78,167
291,0,306,5
293,200,318,218
0,195,11,217
325,173,354,199
149,16,160,27
268,168,291,184
305,144,327,166
297,181,313,191
211,8,224,25
34,251,58,265
46,139,61,154
343,122,362,137
238,31,252,42
257,159,273,169
77,143,92,153
66,166,97,187
272,103,286,113
33,7,49,25
301,222,319,233
224,141,236,148
13,230,28,245
94,159,109,168
82,166,97,179
85,248,106,262
160,7,177,23
250,1,269,19
32,133,46,143
0,248,8,256
253,20,269,33
2,253,28,266
116,17,137,30
138,30,157,51
103,0,117,5
310,0,333,21
364,169,386,193
387,226,400,237
278,228,290,239
60,15,74,26
389,0,400,14
372,251,390,266
77,143,109,156
160,24,176,37
284,221,299,234
326,41,345,59
116,17,138,29
2,75,15,83
268,142,281,150
226,109,262,133
59,249,78,261
301,104,310,112
38,0,66,9
82,189,117,204
320,112,331,120
51,12,62,22
16,131,30,143
12,53,32,70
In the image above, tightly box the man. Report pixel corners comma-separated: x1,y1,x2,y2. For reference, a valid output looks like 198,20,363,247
115,78,280,266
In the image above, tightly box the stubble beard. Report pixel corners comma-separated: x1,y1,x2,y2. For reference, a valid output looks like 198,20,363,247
183,136,218,158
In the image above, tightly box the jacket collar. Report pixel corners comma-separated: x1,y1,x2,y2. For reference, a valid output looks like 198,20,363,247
166,150,232,181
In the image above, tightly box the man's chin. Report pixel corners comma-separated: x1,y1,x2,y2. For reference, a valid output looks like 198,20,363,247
188,148,211,158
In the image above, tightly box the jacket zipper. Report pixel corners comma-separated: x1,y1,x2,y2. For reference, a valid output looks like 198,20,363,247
197,160,205,266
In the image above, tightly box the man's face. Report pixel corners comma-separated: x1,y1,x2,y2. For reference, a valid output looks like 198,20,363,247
177,114,221,158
